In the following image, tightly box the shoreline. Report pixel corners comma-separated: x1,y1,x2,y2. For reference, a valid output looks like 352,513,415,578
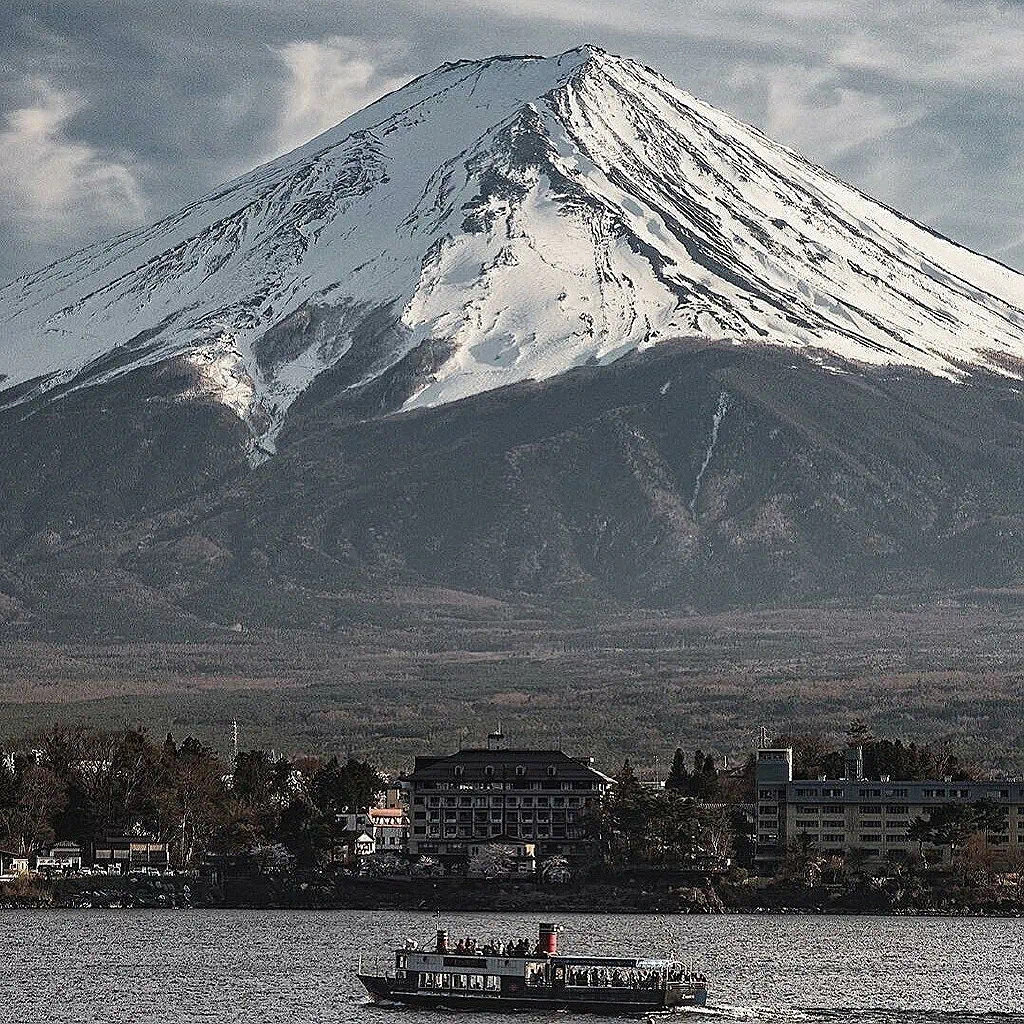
5,875,1024,918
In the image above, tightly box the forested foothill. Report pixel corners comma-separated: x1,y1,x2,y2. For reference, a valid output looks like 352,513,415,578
3,601,1024,780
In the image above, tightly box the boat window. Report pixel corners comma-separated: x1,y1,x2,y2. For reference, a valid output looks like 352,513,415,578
441,974,452,988
453,974,466,988
469,975,484,990
421,974,432,988
485,976,501,991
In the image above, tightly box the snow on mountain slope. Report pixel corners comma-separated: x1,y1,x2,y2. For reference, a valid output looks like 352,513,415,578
2,44,1024,459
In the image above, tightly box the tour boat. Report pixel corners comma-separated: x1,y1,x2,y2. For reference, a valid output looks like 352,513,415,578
357,922,709,1014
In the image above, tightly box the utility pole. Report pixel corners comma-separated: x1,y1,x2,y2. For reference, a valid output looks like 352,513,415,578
232,719,239,761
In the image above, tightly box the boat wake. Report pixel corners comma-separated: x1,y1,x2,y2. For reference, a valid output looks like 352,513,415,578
650,1005,756,1021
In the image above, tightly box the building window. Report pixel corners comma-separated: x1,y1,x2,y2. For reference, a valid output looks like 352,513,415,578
485,765,494,777
547,766,557,777
515,765,526,777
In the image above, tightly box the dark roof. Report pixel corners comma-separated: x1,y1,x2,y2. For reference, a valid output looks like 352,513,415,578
409,748,613,783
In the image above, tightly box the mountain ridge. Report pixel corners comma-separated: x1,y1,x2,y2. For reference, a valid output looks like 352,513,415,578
3,47,1024,634
3,45,1024,462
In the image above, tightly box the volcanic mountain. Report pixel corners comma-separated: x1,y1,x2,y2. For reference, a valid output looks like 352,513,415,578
2,46,1024,635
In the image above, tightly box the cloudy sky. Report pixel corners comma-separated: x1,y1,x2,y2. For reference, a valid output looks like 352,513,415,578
1,0,1022,284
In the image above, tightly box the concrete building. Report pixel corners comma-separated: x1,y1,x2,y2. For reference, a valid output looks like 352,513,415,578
407,734,613,868
755,743,1024,867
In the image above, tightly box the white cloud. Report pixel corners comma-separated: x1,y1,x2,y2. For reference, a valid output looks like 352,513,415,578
831,7,1024,92
0,78,146,244
721,63,924,164
270,36,410,156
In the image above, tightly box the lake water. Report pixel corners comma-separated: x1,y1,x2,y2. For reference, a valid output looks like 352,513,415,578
3,910,1022,1024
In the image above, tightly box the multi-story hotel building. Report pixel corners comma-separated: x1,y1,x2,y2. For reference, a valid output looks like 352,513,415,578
407,734,614,865
755,743,1024,866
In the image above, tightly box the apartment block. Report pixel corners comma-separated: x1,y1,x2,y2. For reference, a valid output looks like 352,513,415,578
755,744,1024,866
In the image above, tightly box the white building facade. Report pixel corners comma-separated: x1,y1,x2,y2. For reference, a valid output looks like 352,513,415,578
756,744,1024,867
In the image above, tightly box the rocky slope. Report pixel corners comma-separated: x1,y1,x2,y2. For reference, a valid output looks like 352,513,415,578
3,343,1024,635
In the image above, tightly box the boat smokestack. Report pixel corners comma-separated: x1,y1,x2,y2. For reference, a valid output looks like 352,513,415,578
539,922,559,955
436,929,448,953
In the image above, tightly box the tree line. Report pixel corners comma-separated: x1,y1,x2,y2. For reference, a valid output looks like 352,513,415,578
0,725,384,869
0,719,986,878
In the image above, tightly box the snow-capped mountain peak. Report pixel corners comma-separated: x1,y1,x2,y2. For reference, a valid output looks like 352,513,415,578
3,45,1024,458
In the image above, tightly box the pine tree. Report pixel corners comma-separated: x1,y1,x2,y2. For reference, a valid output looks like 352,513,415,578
616,758,639,789
700,752,720,800
665,748,690,794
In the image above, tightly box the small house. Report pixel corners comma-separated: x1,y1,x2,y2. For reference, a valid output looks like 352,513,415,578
35,840,83,874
